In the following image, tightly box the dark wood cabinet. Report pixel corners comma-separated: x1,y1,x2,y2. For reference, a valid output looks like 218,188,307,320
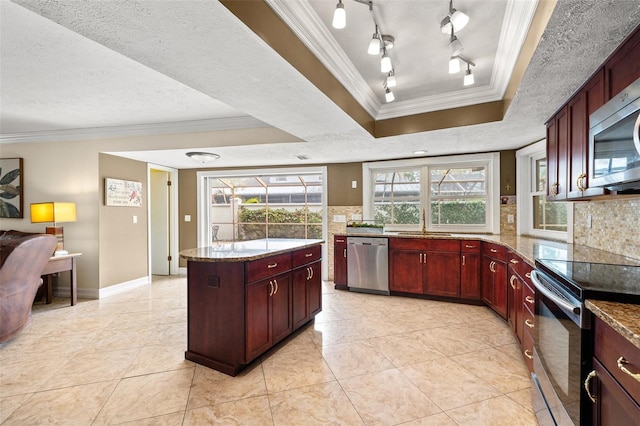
546,24,639,201
588,316,640,425
185,242,323,376
482,242,507,319
461,240,481,300
333,236,348,289
389,238,460,297
292,260,321,329
546,106,569,200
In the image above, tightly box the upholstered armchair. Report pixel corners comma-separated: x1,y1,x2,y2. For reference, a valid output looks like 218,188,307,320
0,230,57,344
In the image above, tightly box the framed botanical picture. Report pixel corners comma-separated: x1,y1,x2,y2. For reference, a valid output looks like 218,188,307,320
0,158,24,218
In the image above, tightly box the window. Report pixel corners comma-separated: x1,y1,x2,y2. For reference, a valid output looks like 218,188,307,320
197,168,326,246
363,153,500,233
517,141,571,240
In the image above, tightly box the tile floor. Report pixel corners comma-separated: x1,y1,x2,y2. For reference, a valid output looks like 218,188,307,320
0,276,538,425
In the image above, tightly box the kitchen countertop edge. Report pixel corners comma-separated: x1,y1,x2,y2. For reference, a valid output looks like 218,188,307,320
586,300,640,350
180,238,324,262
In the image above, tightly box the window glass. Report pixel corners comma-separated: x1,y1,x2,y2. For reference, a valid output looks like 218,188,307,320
207,172,323,242
429,167,486,225
372,170,421,225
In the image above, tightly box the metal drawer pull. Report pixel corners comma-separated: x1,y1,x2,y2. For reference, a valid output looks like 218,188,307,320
510,275,517,289
273,279,278,295
267,263,278,269
462,255,466,266
525,319,534,329
525,272,531,279
269,281,274,296
344,249,347,257
585,370,597,403
510,259,519,264
305,253,313,257
525,296,534,304
490,249,498,253
524,349,533,360
336,239,345,243
465,244,476,249
617,357,640,382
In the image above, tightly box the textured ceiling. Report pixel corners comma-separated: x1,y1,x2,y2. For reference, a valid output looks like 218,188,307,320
1,0,639,169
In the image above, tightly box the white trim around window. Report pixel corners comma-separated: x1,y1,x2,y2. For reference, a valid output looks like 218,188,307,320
516,140,573,242
363,152,501,234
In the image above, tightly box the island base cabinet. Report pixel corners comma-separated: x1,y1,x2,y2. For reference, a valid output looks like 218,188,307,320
591,358,640,425
185,261,246,376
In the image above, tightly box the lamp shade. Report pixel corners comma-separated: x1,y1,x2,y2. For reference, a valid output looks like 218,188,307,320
31,202,77,224
332,1,346,29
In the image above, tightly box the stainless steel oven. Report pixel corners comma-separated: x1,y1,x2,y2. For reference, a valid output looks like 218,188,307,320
530,268,591,426
589,77,640,191
530,259,640,425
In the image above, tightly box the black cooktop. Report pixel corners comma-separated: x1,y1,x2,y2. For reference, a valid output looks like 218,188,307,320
535,259,640,303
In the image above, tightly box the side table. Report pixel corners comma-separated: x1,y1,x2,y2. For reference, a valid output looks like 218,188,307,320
41,253,82,306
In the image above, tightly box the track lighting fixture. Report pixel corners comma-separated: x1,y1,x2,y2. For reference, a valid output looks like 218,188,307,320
448,56,460,74
385,87,395,102
380,48,392,73
464,62,474,86
385,70,396,87
332,0,346,29
368,26,381,54
449,26,463,56
440,0,469,34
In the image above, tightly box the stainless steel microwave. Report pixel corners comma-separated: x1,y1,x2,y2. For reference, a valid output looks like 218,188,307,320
589,77,640,191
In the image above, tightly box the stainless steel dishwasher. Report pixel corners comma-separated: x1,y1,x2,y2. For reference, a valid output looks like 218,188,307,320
347,237,389,295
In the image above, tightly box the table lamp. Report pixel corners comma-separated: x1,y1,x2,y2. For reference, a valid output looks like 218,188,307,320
30,202,77,256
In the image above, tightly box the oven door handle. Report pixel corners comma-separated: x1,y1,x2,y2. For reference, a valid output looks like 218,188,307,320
633,113,640,155
530,270,581,316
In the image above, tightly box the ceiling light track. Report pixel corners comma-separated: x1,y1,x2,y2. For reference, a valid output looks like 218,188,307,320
440,1,475,87
332,0,398,103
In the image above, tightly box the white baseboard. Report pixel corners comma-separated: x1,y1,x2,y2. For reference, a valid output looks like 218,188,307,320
54,276,150,300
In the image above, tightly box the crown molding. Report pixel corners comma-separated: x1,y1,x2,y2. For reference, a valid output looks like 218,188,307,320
267,0,537,121
266,0,382,117
0,116,268,143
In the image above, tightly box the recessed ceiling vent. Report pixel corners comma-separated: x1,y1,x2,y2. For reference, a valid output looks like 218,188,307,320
295,155,311,160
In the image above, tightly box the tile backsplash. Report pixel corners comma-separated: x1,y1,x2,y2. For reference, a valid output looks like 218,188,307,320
574,197,640,261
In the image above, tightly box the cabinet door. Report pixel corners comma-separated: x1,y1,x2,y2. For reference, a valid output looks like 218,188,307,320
389,249,424,294
425,251,460,297
604,26,640,100
308,262,322,318
292,267,309,330
333,237,348,288
567,91,588,198
271,274,292,345
507,271,521,342
492,260,508,319
592,358,640,425
547,107,569,200
245,279,271,361
482,255,494,306
461,253,481,299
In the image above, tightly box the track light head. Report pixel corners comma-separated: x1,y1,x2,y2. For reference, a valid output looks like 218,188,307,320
385,87,395,102
368,31,381,55
448,56,460,74
380,50,392,73
440,1,469,33
332,0,346,29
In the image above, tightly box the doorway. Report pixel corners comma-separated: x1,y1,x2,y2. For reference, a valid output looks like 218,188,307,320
148,165,179,276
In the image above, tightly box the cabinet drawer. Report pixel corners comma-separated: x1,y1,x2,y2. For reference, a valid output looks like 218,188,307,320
594,317,640,402
461,240,481,253
483,242,507,261
507,252,523,275
523,281,535,312
292,245,321,268
426,239,460,252
334,236,347,245
389,237,428,250
246,253,292,284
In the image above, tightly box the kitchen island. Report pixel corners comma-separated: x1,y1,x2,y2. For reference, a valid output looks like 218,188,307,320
180,238,323,376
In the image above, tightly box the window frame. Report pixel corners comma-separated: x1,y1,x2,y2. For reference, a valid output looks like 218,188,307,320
363,152,500,234
516,140,573,242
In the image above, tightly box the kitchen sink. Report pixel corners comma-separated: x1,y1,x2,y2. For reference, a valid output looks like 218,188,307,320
393,231,451,236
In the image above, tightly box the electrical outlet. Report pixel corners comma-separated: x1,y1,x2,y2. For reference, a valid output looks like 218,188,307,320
507,214,514,224
185,215,191,222
333,215,346,223
132,215,138,224
352,180,357,189
587,214,592,228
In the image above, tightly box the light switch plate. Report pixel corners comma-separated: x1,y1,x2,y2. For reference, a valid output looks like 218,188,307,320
333,215,346,223
185,215,191,222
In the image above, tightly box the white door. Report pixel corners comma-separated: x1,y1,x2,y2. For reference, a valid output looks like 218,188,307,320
150,169,170,275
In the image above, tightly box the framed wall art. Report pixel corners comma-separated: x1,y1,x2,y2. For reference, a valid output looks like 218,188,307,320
105,178,142,207
0,158,24,218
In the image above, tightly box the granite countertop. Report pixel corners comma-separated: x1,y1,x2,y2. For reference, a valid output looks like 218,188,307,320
586,300,640,350
337,232,640,267
179,238,324,262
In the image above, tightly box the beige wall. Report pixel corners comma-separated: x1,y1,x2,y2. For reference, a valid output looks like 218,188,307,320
0,126,298,295
99,154,149,287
